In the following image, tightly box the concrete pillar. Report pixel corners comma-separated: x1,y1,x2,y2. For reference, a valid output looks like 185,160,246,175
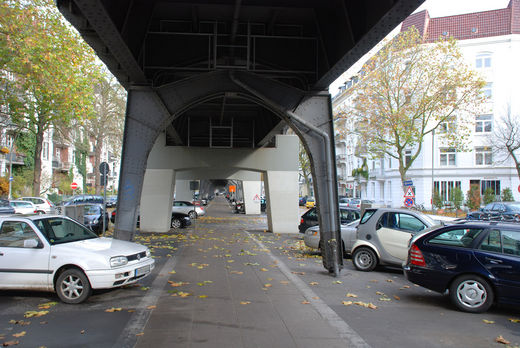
175,179,192,201
140,169,175,232
243,180,262,215
265,171,299,233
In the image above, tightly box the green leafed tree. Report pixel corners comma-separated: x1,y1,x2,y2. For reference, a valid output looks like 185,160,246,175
298,141,312,196
336,27,486,194
0,0,100,196
83,75,126,194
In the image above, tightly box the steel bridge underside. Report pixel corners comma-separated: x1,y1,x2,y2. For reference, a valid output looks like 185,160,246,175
57,0,423,274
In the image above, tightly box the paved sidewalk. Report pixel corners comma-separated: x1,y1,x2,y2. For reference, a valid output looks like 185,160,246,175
135,197,363,348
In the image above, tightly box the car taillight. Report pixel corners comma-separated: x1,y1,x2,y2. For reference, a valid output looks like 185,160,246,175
112,211,116,216
34,210,38,214
300,218,304,224
409,244,426,267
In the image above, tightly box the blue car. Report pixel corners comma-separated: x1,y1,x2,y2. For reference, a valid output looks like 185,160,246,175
404,221,520,313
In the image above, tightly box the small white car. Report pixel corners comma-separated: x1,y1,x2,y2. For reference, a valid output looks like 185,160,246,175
0,215,154,303
20,197,55,214
172,201,205,219
304,220,360,257
9,200,38,214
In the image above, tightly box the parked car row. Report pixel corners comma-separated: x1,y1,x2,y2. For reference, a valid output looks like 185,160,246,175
302,206,520,313
466,201,520,222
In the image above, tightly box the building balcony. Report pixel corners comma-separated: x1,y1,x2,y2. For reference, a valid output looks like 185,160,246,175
3,152,25,165
52,159,72,172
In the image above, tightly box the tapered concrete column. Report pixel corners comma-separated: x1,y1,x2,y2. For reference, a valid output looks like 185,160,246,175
140,169,175,232
265,171,299,233
175,180,192,201
243,180,262,215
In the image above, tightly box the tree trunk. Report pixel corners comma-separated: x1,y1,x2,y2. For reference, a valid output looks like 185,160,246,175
32,129,44,196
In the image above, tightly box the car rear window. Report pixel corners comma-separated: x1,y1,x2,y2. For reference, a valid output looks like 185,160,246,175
360,209,376,224
428,228,483,248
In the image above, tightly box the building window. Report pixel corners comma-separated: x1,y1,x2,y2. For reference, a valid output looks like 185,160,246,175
475,147,492,165
440,148,456,166
475,53,491,69
438,117,455,134
434,181,461,202
42,142,49,160
405,150,412,167
388,157,392,169
475,114,492,133
481,180,500,196
482,83,492,99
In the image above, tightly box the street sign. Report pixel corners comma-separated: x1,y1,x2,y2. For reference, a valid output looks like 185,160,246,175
99,162,110,175
71,182,78,190
404,186,415,198
9,176,13,182
403,180,413,186
229,185,236,193
404,197,414,207
253,194,260,202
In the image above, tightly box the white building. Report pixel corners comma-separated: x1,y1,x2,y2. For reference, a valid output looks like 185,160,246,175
333,0,520,208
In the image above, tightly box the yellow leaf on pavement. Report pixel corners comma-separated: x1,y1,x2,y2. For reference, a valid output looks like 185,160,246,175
309,281,319,286
342,301,353,306
240,301,251,305
482,319,495,324
105,308,123,313
24,311,49,318
495,335,510,345
260,268,268,272
346,293,358,298
301,301,310,304
12,332,26,338
2,340,19,346
394,295,401,300
509,318,520,323
147,305,156,309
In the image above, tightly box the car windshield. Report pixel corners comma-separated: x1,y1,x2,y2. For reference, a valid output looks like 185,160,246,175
33,216,98,245
84,205,101,215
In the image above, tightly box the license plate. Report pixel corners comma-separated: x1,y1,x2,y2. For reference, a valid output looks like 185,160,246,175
135,265,150,277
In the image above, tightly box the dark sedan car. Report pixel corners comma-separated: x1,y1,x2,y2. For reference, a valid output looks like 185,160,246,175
0,199,15,215
466,202,520,222
83,203,109,235
110,209,191,229
404,221,520,313
298,206,360,233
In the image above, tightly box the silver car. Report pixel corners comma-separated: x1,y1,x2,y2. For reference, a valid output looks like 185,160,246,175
351,208,440,272
172,201,205,219
304,219,360,256
9,200,38,215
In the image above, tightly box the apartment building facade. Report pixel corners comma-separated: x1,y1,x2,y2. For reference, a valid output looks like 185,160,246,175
333,0,520,208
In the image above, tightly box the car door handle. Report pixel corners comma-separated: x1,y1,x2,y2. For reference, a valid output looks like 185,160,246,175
485,258,503,264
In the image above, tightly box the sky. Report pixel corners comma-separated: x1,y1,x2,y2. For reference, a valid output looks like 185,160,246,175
329,0,511,94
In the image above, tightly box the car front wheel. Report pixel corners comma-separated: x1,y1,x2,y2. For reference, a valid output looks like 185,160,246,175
352,247,378,272
188,211,197,219
56,268,91,304
171,218,182,229
449,275,494,313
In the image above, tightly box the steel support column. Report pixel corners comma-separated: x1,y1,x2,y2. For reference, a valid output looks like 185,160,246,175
114,89,165,241
229,72,341,275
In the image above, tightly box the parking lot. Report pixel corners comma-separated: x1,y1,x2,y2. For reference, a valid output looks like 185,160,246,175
1,197,519,347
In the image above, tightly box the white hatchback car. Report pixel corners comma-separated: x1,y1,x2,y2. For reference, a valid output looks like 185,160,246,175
20,197,55,214
0,215,154,303
9,200,38,214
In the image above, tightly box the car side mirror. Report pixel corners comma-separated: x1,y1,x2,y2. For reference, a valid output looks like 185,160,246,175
24,238,41,248
376,222,382,230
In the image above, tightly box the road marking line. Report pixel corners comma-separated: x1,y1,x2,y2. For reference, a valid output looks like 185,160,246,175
246,231,371,348
114,249,182,348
